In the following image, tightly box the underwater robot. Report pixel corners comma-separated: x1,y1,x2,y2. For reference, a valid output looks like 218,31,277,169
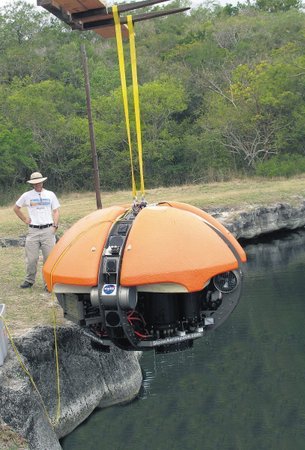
44,201,246,353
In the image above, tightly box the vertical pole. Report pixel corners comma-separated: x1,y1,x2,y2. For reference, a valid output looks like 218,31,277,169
81,43,102,209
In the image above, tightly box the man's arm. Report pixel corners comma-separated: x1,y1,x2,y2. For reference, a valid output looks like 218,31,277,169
52,208,60,229
13,205,31,224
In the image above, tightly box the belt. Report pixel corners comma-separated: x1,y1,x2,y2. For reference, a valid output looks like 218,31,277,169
29,223,53,229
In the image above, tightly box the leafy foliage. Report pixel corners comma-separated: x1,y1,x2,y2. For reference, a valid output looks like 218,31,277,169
1,1,305,200
256,154,305,177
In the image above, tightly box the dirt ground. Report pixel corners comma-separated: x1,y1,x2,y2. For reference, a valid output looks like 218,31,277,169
0,247,65,336
0,423,28,450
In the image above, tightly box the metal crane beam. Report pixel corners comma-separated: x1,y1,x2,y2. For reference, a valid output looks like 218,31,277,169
37,0,190,38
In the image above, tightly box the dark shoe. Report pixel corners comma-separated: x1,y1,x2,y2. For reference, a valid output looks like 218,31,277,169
20,281,33,289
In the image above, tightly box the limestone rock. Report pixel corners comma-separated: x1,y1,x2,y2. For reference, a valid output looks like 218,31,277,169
0,325,142,449
2,198,305,448
212,199,305,239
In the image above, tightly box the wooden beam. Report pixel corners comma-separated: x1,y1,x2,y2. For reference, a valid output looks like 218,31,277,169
37,0,128,37
37,0,78,27
71,0,170,20
80,43,103,210
81,7,190,30
38,0,190,38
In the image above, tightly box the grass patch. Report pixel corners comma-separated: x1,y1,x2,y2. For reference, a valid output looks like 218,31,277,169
0,176,305,336
2,176,305,239
0,423,28,450
0,248,65,336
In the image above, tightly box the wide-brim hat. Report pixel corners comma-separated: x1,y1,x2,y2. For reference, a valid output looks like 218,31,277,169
27,172,48,184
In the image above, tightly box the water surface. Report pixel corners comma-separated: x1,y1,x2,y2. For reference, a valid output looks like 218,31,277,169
62,230,305,450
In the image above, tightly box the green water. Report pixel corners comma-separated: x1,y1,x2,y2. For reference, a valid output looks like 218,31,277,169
62,231,305,450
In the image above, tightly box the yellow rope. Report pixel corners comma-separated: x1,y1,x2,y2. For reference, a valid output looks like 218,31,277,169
0,218,127,428
0,315,54,428
51,292,61,424
113,5,137,199
48,219,113,424
48,216,127,422
127,15,145,198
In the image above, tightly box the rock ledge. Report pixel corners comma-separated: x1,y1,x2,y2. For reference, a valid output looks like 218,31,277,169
1,198,305,449
0,325,142,450
211,198,305,239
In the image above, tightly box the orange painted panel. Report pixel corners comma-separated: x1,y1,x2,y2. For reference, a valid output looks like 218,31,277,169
159,201,247,263
43,206,126,291
120,205,241,292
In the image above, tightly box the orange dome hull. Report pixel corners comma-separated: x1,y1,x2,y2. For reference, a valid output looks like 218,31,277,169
44,202,246,292
43,201,246,353
43,205,127,291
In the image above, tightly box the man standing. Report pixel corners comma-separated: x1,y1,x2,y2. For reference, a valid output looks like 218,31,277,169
13,172,60,289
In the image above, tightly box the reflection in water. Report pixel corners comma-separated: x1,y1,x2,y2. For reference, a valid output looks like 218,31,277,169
62,230,305,450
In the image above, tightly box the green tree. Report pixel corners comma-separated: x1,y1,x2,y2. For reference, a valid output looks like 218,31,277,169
0,121,40,188
255,0,301,12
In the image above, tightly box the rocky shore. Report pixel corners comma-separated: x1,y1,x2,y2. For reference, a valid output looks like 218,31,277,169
1,199,305,449
0,326,142,450
211,198,305,239
2,198,305,248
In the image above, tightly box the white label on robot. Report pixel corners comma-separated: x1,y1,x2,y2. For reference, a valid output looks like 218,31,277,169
102,284,117,296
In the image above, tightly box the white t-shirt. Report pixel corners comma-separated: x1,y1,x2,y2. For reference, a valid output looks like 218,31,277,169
16,189,60,226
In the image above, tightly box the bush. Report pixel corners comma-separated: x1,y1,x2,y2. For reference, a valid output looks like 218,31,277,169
255,154,305,177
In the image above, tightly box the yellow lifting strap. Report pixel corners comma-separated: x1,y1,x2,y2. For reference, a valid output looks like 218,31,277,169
127,15,145,198
113,5,146,199
113,5,137,199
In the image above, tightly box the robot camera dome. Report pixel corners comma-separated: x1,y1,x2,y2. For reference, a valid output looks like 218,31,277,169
43,201,246,353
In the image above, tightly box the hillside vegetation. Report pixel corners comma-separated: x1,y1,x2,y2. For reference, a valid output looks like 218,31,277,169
1,0,305,203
